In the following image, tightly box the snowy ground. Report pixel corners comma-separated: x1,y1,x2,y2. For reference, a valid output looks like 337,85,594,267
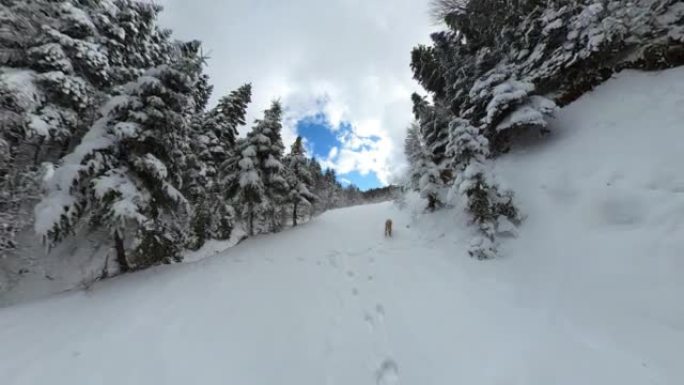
1,68,684,384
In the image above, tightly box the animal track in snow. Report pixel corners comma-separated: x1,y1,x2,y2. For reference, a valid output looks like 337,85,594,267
326,252,340,268
364,312,375,331
375,358,400,385
375,304,385,320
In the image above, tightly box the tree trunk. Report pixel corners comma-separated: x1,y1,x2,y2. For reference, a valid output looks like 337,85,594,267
58,135,74,159
114,231,130,273
293,202,298,227
32,137,44,166
248,205,254,236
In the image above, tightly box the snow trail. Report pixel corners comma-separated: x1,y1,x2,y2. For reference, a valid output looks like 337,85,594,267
2,199,677,385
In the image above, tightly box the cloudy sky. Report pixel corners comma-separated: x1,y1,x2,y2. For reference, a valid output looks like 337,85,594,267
152,0,436,189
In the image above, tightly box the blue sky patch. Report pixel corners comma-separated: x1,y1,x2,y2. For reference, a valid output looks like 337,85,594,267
296,114,344,159
296,115,382,190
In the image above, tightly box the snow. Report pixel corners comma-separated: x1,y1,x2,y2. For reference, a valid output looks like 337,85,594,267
28,43,73,73
454,160,489,195
484,79,535,124
91,170,149,226
660,2,684,42
27,114,51,137
60,2,96,33
447,118,489,161
136,75,161,88
112,121,140,138
492,66,684,384
34,94,133,236
2,68,684,384
161,182,188,209
264,154,282,169
183,227,247,263
543,18,564,35
238,157,254,170
33,188,77,237
239,170,261,188
242,145,257,157
0,68,41,111
469,73,507,99
495,95,557,132
136,154,168,179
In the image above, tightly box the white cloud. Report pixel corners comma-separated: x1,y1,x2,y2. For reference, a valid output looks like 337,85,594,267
328,147,339,159
153,0,435,185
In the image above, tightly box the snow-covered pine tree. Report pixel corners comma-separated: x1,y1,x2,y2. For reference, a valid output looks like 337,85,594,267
230,138,265,237
186,84,252,247
322,168,343,210
213,84,251,146
203,84,252,165
403,122,424,191
102,0,173,84
342,185,363,207
247,101,288,232
402,121,442,211
34,41,205,272
409,96,446,210
1,0,105,260
177,46,218,251
411,93,450,172
306,157,329,215
1,0,178,264
416,151,442,212
223,101,290,237
284,136,317,226
467,72,557,154
446,118,519,259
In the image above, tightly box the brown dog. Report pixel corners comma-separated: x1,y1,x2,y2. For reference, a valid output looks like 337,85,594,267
384,219,392,237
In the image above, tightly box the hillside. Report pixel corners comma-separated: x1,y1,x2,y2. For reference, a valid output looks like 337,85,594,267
2,67,683,385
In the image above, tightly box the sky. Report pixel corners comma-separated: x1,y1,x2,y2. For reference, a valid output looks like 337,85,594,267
151,0,435,190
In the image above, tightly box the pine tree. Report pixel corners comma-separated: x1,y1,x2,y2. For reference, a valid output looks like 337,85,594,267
285,137,317,226
403,123,424,191
231,138,265,237
103,0,173,84
1,0,105,260
411,93,450,170
185,84,251,249
417,153,442,212
322,168,343,210
1,0,180,263
215,84,251,145
248,101,288,232
35,43,204,272
306,158,329,215
204,84,252,164
223,101,287,236
446,118,519,259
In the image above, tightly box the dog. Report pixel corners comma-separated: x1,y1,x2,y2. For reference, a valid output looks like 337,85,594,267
384,219,393,237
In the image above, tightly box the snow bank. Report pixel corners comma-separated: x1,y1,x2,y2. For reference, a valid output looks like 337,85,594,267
491,66,684,383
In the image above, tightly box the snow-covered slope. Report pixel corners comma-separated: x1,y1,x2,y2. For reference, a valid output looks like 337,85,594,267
1,68,684,385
